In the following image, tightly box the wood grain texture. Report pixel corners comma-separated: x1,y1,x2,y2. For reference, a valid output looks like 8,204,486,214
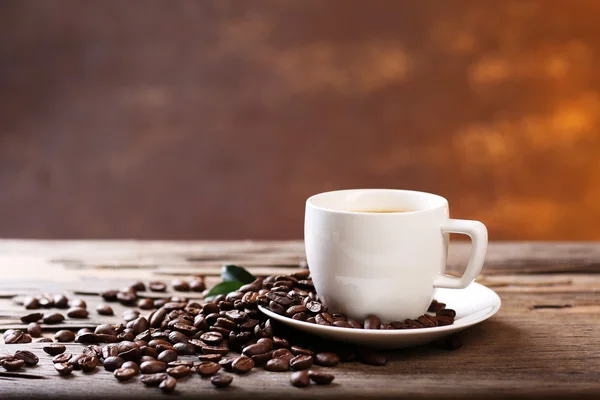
2,0,600,240
1,240,600,398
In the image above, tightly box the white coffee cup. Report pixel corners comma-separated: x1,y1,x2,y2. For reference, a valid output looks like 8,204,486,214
304,189,487,322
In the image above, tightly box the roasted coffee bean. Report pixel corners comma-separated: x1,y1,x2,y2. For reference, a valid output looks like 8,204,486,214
268,301,286,315
436,315,454,326
66,307,89,319
55,362,74,376
116,292,137,306
103,356,125,372
428,300,446,313
306,317,316,324
4,330,22,344
437,308,456,318
43,344,66,356
364,315,381,329
290,354,313,370
290,346,314,357
38,294,54,308
168,360,194,369
23,296,41,310
83,345,103,358
315,352,340,367
216,317,237,331
167,365,191,379
114,367,137,381
78,328,93,336
231,355,254,374
201,346,230,356
196,361,221,377
14,350,39,366
137,298,154,310
154,298,168,308
158,349,179,363
347,319,362,329
290,370,310,387
292,312,308,321
76,332,98,344
272,336,289,349
223,309,246,323
333,320,351,328
96,304,114,316
129,281,146,292
358,350,387,366
141,373,168,386
210,326,231,336
1,358,24,371
159,376,177,393
43,313,65,324
34,337,53,343
149,281,167,292
168,331,189,344
55,330,76,342
305,301,323,313
272,348,294,364
140,356,157,363
95,324,117,335
308,370,335,385
210,373,233,388
242,343,270,357
69,298,86,309
53,353,72,363
200,331,222,346
20,312,43,324
171,279,190,292
140,360,167,374
251,351,273,367
27,322,43,337
150,308,168,328
418,315,438,327
77,356,99,372
101,290,119,302
286,305,307,316
218,357,235,370
173,343,196,356
315,314,332,326
265,358,289,372
121,361,140,373
189,278,206,292
173,323,198,336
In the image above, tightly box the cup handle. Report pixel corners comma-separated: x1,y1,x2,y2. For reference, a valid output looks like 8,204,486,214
434,219,488,289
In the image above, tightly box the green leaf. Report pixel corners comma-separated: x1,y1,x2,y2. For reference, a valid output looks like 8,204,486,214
205,280,244,299
221,264,255,284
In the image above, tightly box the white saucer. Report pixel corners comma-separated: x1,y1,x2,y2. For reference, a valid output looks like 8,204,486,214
258,282,501,349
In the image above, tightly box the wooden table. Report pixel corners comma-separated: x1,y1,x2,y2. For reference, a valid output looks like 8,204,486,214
1,240,599,399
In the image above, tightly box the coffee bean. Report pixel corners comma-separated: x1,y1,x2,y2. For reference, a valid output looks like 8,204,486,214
200,331,222,346
292,312,308,321
257,337,274,350
27,322,43,337
210,373,233,388
251,351,273,367
86,345,104,358
20,312,43,324
149,281,167,292
189,278,206,292
14,350,39,366
290,346,314,357
306,317,316,324
54,294,71,308
137,298,154,310
101,290,119,302
215,317,237,331
428,300,446,313
268,301,286,315
23,296,40,310
272,348,294,363
158,349,179,363
128,281,146,292
242,343,270,357
141,373,168,386
96,304,114,316
149,308,168,328
53,353,72,363
305,301,323,313
77,355,99,372
168,330,189,344
289,354,313,370
55,330,76,342
224,309,247,323
114,367,137,381
286,305,307,317
76,332,98,344
358,350,387,366
116,292,137,306
55,362,74,376
4,330,22,344
231,355,254,374
70,299,87,309
202,346,230,356
154,298,168,308
121,361,140,373
333,320,351,328
308,370,335,385
159,376,177,393
315,352,340,367
196,361,221,377
171,279,190,292
174,343,196,356
1,358,25,371
437,308,456,319
103,356,125,372
315,314,332,326
167,365,190,379
38,294,54,308
290,370,310,387
364,315,381,329
43,313,65,324
140,360,167,374
348,319,362,329
43,344,66,356
218,357,235,370
265,358,289,372
67,307,89,319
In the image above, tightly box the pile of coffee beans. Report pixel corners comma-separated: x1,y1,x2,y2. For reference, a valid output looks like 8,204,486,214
2,271,458,394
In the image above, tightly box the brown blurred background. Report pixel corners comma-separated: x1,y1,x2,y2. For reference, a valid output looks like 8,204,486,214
1,0,599,240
